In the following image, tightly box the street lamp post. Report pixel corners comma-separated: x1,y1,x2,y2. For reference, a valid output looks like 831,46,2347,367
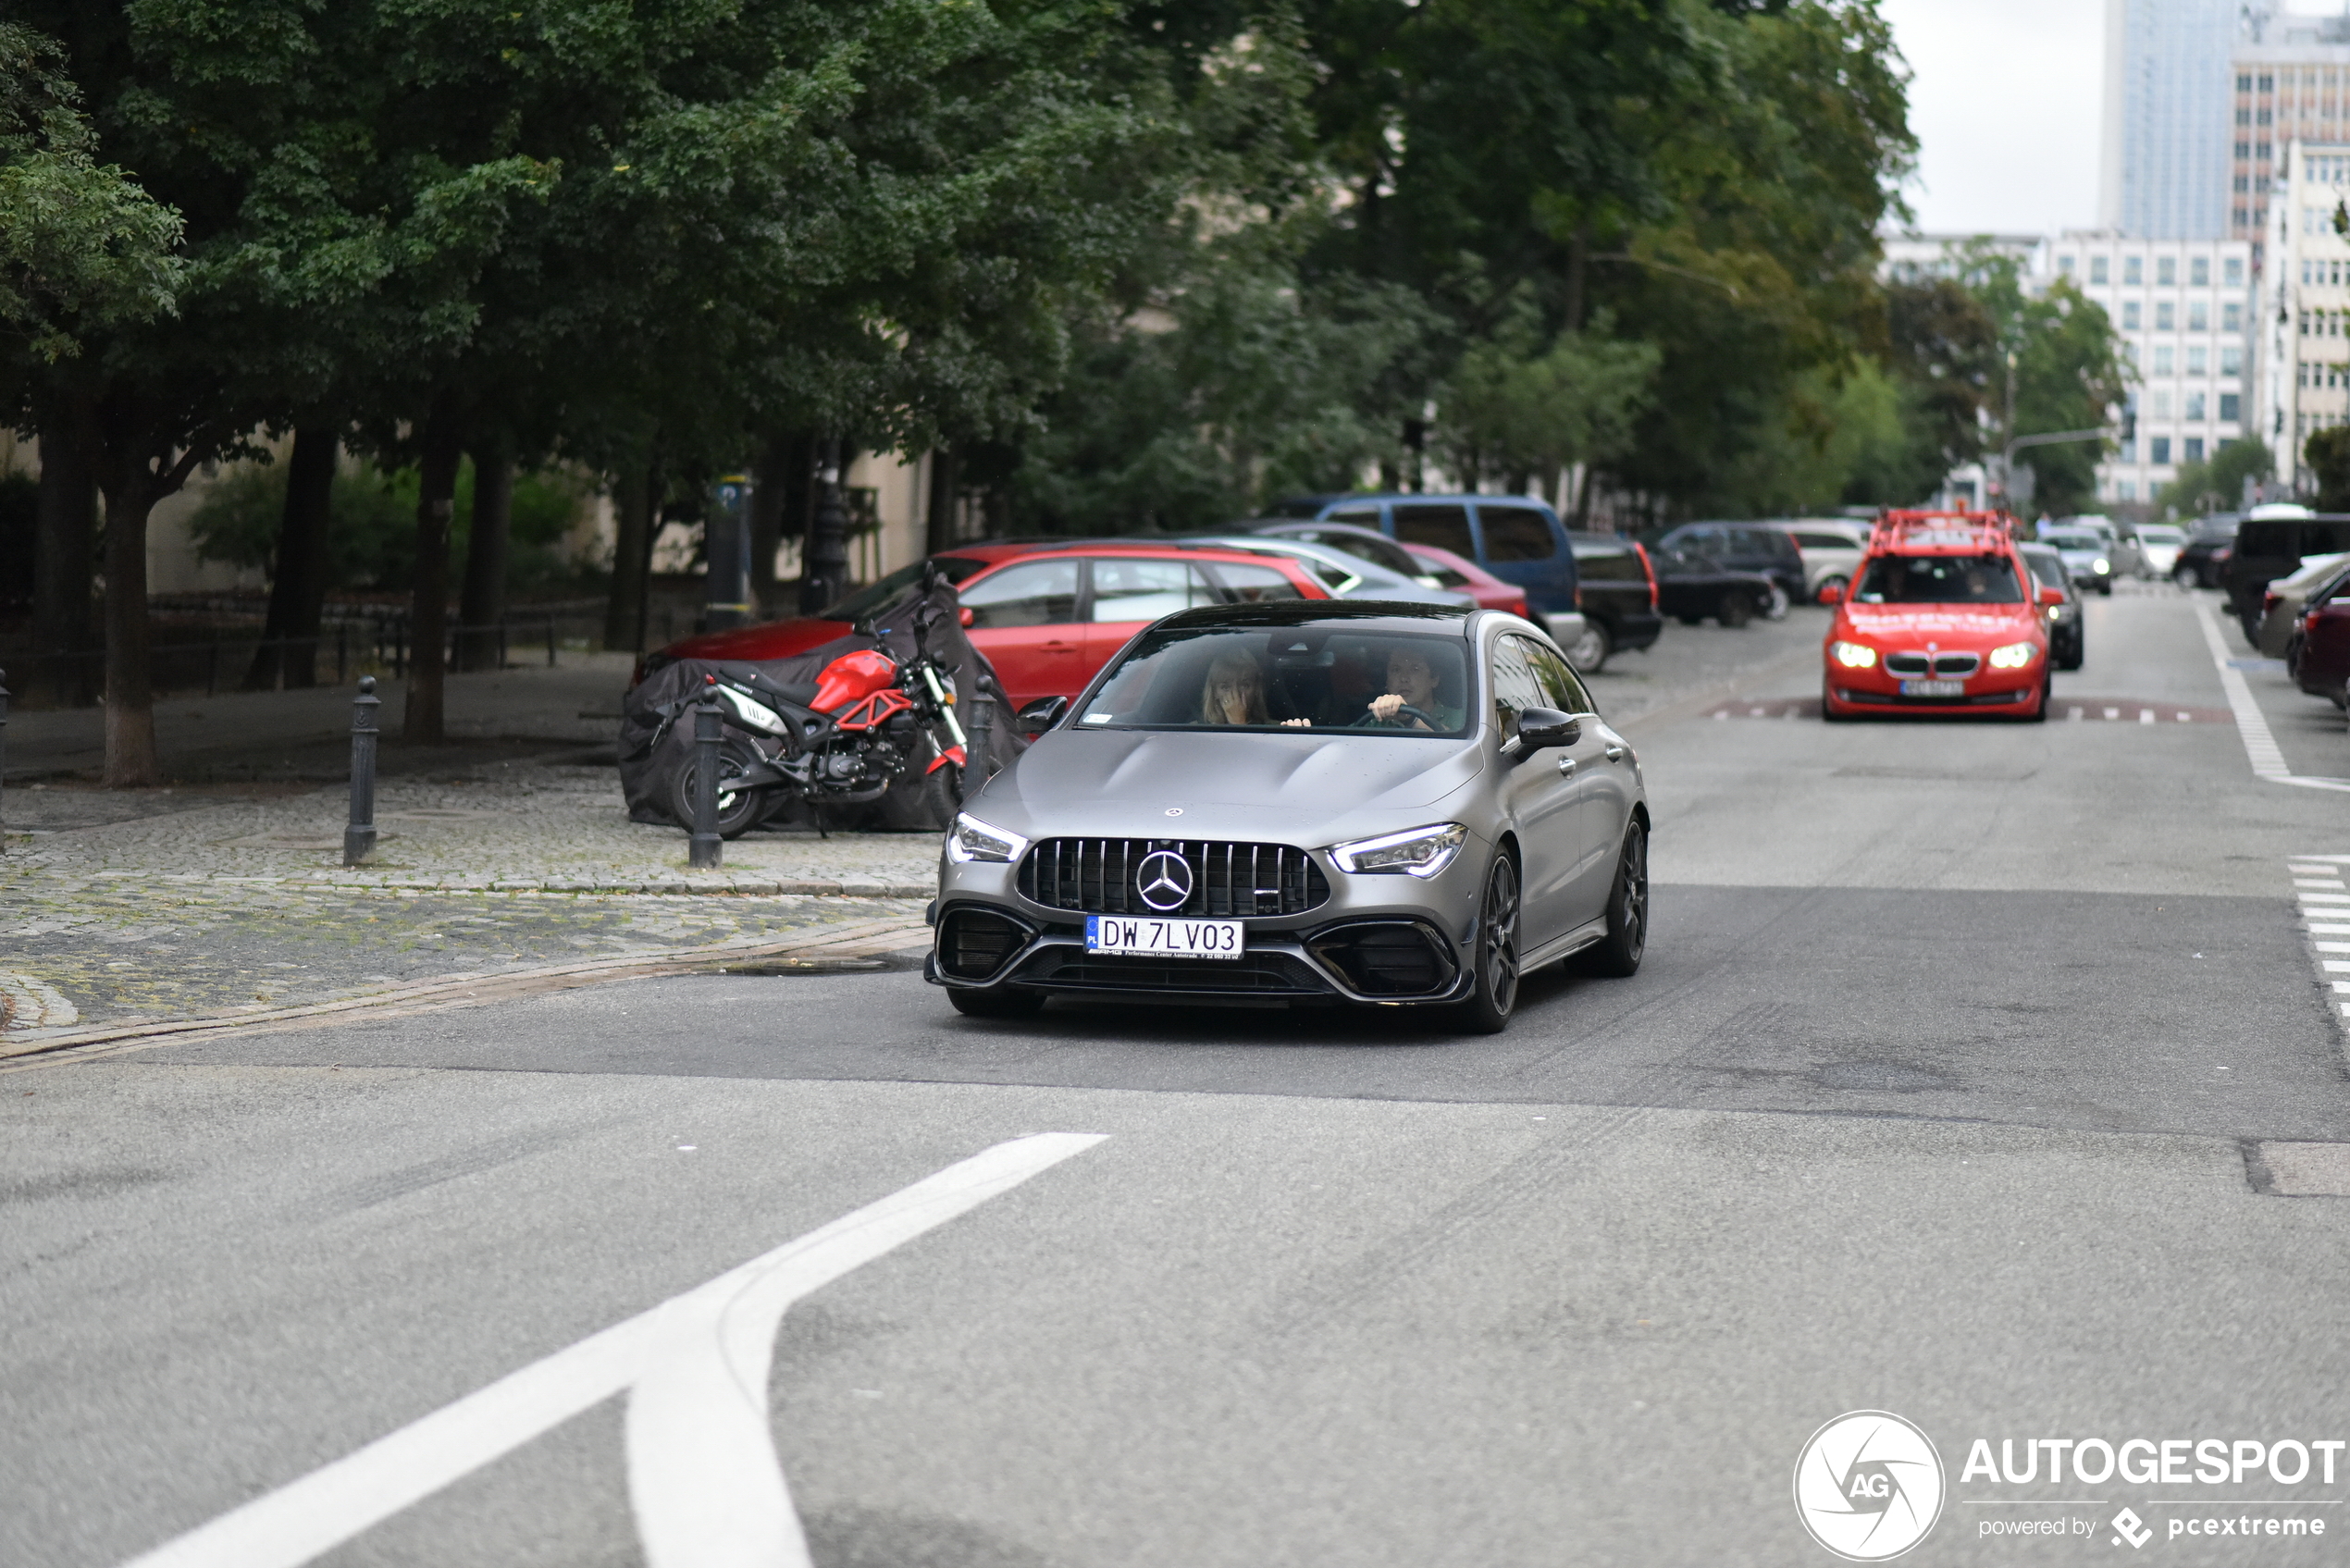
798,439,850,615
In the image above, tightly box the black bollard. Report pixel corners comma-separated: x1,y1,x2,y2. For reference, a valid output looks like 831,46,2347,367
689,678,724,869
0,666,9,857
344,675,379,866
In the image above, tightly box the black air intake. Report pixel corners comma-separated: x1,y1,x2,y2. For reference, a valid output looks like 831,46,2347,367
938,907,1029,980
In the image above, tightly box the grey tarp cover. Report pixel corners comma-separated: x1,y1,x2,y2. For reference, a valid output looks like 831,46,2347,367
617,575,1024,826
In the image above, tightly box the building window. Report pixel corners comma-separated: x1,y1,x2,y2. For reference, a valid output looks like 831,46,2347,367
2222,344,2244,374
2239,108,2254,126
2123,301,2142,328
2259,109,2274,125
2185,438,2206,463
2224,302,2243,331
2258,143,2272,162
2261,74,2275,91
2239,73,2254,91
2227,256,2245,285
2235,149,2252,167
2189,346,2208,376
2118,438,2136,463
2157,301,2175,329
2155,346,2175,374
2158,257,2177,285
2091,255,2109,284
2191,256,2210,286
2187,392,2207,420
2189,300,2209,330
2221,392,2242,421
2235,206,2250,227
2125,256,2144,284
2235,175,2251,193
2058,254,2074,276
2119,480,2137,501
2151,437,2172,464
2152,389,2172,417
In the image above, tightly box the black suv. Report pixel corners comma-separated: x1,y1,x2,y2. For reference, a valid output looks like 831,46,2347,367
2173,513,2237,589
2220,512,2350,640
1565,537,1664,671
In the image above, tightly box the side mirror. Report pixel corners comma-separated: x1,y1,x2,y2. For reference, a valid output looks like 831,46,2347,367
959,606,976,628
1515,706,1580,751
2037,585,2066,607
1016,695,1069,734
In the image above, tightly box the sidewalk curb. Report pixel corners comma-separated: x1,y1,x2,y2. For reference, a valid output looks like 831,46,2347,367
0,912,932,1068
5,869,937,898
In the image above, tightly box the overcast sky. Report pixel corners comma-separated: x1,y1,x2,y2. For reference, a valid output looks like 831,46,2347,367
1880,0,2106,236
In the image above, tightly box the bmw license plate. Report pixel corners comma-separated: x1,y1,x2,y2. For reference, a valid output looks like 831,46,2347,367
1899,678,1964,698
1085,915,1243,959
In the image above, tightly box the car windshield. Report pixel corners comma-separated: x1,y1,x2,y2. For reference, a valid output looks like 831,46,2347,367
822,556,988,622
1856,553,2025,604
2021,552,2066,589
1078,625,1473,736
2137,526,2185,544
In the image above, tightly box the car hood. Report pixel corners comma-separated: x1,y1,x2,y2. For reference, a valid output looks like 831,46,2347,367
968,728,1489,845
1838,604,2039,644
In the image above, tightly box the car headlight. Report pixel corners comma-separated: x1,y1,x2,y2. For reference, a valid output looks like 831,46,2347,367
1987,642,2038,669
2092,557,2110,574
1830,640,1878,669
946,812,1028,864
1328,821,1468,877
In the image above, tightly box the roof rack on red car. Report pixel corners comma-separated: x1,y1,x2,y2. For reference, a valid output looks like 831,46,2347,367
1867,509,2021,553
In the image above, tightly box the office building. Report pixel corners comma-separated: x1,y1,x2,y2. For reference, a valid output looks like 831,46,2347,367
2103,0,2237,241
2264,140,2350,487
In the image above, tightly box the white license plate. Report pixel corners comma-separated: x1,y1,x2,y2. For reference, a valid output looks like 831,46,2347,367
1899,678,1964,698
1085,915,1244,959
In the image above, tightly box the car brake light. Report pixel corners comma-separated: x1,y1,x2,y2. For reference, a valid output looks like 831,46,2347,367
2264,592,2282,613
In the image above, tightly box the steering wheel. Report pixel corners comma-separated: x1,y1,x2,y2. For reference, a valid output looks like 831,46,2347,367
1361,703,1438,729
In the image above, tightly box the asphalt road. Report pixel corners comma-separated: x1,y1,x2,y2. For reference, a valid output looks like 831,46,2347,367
8,588,2350,1568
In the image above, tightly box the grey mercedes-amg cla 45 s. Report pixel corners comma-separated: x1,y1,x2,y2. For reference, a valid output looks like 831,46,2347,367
926,601,1650,1032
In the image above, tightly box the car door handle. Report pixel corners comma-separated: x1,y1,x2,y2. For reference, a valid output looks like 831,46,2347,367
1042,639,1077,651
1604,744,1627,761
1557,756,1577,777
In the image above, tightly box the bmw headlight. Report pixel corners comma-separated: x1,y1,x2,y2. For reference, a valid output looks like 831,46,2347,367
1830,640,1878,670
2092,557,2110,574
1987,642,2038,669
1328,822,1468,877
946,812,1028,864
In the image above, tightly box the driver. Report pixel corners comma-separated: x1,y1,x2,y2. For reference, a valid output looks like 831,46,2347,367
1367,647,1463,732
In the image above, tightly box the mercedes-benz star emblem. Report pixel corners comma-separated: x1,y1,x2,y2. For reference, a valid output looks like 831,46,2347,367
1136,850,1194,912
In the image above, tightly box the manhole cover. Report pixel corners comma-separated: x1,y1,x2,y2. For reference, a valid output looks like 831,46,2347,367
1817,1061,1952,1093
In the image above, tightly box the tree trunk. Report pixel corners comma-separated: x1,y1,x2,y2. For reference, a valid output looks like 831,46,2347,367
245,426,338,689
405,414,464,744
1565,221,1591,334
748,438,789,614
99,475,160,787
602,457,654,652
924,446,961,555
457,447,513,672
32,427,95,704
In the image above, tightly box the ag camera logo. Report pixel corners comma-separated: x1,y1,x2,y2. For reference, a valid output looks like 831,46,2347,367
1794,1411,1946,1561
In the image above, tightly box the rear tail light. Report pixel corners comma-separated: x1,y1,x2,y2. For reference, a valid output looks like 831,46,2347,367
2265,592,2282,614
1635,543,1659,611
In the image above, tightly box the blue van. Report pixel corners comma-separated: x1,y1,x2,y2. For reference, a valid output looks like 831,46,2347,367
1267,493,1586,645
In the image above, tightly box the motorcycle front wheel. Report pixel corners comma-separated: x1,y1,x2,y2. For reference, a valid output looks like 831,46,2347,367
670,735,776,840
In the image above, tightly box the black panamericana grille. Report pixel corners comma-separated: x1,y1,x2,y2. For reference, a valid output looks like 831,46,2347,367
1018,838,1330,918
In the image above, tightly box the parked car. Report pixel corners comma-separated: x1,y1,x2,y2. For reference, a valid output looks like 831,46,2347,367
1241,519,1523,612
2035,522,2115,595
1650,545,1782,627
930,600,1651,1031
1185,534,1474,608
1565,536,1664,672
1822,511,2059,722
2175,513,2240,588
1785,520,1873,604
2017,542,2084,671
2291,562,2350,708
2133,524,2187,580
1651,522,1805,605
637,541,1331,711
2063,514,2141,579
2221,505,2350,641
1264,493,1587,649
1398,540,1533,618
2257,552,2350,658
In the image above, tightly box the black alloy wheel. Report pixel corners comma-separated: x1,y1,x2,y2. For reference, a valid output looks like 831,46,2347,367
1584,820,1649,978
669,735,773,840
1452,853,1521,1034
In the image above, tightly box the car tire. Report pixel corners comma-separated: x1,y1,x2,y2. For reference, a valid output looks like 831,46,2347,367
1718,593,1753,629
2058,635,2084,673
1814,574,1849,606
946,984,1046,1019
1449,853,1521,1034
2096,581,2113,597
669,735,774,840
1565,620,1613,673
1581,820,1649,979
2171,564,2197,590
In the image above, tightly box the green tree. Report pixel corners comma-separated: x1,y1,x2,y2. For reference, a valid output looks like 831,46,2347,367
1432,302,1658,498
2158,438,2275,515
2305,427,2350,512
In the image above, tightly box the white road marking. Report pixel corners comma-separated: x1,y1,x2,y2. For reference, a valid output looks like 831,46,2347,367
2196,600,2350,792
2067,705,2083,721
2139,709,2154,724
2307,924,2350,934
118,1133,1107,1568
2103,706,2120,719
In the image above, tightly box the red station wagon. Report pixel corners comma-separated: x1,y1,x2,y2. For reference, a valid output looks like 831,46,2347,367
1822,510,2061,722
637,541,1333,711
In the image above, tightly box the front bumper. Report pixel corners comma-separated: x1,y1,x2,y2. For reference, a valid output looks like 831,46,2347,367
928,843,1489,1006
1824,670,2042,712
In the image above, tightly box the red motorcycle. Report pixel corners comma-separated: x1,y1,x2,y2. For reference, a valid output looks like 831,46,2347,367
666,596,968,836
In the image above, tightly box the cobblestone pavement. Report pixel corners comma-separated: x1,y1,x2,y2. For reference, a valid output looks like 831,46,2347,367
0,760,937,1043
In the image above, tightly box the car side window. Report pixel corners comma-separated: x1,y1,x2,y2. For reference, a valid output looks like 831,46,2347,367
1326,505,1382,526
1087,558,1215,623
1488,636,1548,744
1478,506,1557,562
1393,503,1475,559
1794,532,1852,551
1524,639,1595,714
1206,561,1305,602
1575,547,1641,582
961,559,1080,628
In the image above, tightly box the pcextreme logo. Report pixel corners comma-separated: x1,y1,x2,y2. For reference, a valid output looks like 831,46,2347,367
1794,1410,1948,1562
